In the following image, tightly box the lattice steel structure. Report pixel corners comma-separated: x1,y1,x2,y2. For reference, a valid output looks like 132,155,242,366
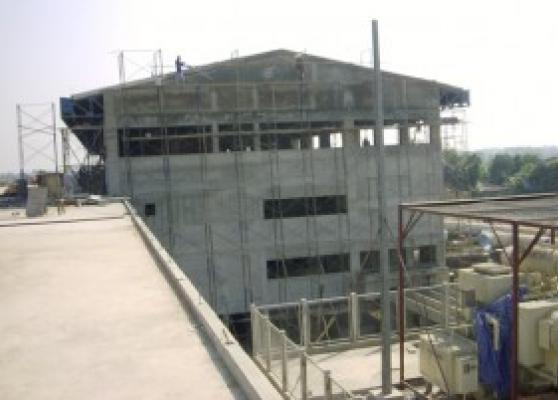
16,102,58,179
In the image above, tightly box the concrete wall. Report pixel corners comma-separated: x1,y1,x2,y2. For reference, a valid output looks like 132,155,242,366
98,56,448,315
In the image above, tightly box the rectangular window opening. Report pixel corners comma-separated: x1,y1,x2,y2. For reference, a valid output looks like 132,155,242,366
312,135,321,149
267,253,350,279
409,124,430,144
418,245,437,266
264,195,347,219
330,132,343,148
360,250,380,273
384,127,399,146
145,203,156,216
360,249,406,273
359,129,374,147
219,135,255,152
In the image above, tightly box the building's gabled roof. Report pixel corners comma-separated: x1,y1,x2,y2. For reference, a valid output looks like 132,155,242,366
72,49,469,108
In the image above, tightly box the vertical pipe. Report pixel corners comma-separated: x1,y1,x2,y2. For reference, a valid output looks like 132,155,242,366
398,205,405,385
61,128,69,199
264,315,272,371
17,104,24,181
350,292,359,342
280,330,288,393
52,102,58,174
511,223,519,400
300,353,308,400
443,282,449,328
372,19,391,394
250,304,257,357
324,370,332,400
61,129,68,174
301,298,310,350
551,229,555,245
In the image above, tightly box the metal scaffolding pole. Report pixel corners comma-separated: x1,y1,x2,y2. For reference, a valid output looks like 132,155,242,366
52,103,59,173
17,104,24,181
372,19,391,394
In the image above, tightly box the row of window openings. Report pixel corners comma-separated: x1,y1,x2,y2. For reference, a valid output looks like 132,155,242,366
267,246,436,279
143,202,436,277
117,126,430,156
144,195,346,219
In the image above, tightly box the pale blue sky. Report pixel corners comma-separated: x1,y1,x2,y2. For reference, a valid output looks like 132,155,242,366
1,0,556,172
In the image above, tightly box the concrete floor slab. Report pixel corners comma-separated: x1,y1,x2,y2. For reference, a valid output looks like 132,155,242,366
0,203,245,400
310,343,420,393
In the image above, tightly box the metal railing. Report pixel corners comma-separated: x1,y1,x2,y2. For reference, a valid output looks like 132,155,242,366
255,283,464,353
251,306,360,400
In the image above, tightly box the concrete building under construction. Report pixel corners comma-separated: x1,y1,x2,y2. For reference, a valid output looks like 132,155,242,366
60,49,469,319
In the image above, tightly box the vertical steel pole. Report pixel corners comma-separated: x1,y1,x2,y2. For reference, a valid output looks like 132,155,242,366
280,330,288,393
551,229,555,245
300,353,308,400
324,370,332,400
511,223,519,400
17,104,24,181
264,315,272,371
301,298,310,350
52,102,58,174
350,292,359,342
372,19,391,394
443,282,449,328
250,304,257,357
398,205,405,385
61,129,70,174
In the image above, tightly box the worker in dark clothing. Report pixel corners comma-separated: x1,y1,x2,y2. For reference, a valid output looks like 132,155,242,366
175,56,185,73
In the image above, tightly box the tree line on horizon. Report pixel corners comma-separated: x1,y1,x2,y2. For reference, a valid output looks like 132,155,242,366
443,150,558,194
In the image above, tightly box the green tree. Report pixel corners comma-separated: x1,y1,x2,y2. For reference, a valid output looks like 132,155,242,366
443,150,484,192
525,159,558,192
505,157,558,193
487,154,517,185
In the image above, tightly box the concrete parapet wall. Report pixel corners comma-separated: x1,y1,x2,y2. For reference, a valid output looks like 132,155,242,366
123,200,283,400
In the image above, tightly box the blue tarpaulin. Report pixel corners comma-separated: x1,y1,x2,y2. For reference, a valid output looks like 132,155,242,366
474,287,526,399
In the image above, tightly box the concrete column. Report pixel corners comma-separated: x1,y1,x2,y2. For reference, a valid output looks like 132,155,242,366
349,246,360,287
210,90,218,111
309,64,318,110
252,85,259,110
318,133,330,148
399,123,410,146
253,122,261,151
429,120,441,150
342,118,358,148
343,118,360,287
211,122,219,153
103,94,122,195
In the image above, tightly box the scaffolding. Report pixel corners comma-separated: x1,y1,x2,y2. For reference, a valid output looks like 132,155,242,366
16,102,58,180
111,63,464,298
441,107,468,151
117,49,164,84
55,45,467,366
